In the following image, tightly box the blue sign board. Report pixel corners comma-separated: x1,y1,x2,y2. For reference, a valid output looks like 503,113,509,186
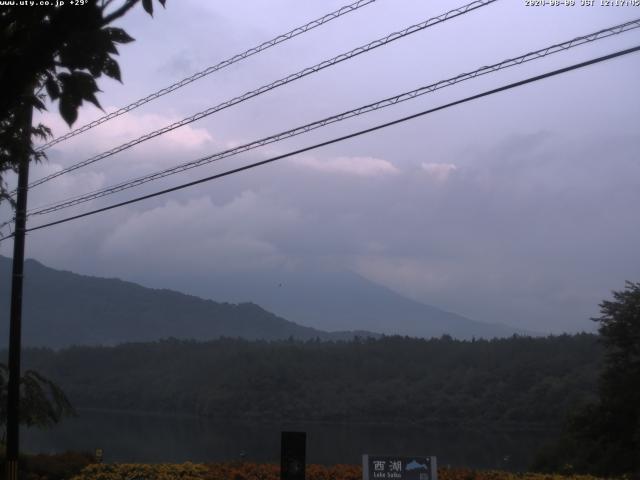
362,455,437,480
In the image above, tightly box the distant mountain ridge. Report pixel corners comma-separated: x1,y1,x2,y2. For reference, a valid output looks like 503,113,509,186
143,265,528,339
0,256,526,348
0,256,374,348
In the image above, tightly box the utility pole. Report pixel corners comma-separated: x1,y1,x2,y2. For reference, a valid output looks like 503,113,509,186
5,99,33,480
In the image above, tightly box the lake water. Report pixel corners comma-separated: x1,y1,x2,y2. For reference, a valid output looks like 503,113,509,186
22,409,555,471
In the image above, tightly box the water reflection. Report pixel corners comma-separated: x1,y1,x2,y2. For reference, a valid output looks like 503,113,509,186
22,409,554,471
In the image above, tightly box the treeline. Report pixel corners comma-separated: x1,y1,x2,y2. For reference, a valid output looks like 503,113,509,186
18,334,600,426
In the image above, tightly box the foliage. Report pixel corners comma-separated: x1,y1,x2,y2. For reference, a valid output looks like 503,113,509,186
596,281,640,415
0,0,166,206
71,462,209,480
532,282,640,477
0,363,75,437
67,462,604,480
20,334,601,427
0,450,95,480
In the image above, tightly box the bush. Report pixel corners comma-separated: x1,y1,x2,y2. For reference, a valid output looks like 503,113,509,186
0,450,95,480
68,462,603,480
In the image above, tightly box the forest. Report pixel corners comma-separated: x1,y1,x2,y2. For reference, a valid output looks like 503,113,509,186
17,333,600,426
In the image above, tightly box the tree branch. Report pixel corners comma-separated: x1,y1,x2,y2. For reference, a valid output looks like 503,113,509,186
101,0,139,26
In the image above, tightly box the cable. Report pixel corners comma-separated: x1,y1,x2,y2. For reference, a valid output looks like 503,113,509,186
2,44,634,241
28,0,494,190
36,0,378,151
0,219,13,233
25,0,497,191
27,18,640,217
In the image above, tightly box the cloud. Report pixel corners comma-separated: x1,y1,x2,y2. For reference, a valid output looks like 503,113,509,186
354,255,454,295
421,162,457,181
17,0,640,337
291,155,399,176
157,50,202,77
14,127,639,336
37,108,215,154
100,192,299,272
26,159,107,212
28,107,220,197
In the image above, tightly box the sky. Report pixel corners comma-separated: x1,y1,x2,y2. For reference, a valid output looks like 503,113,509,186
2,0,639,334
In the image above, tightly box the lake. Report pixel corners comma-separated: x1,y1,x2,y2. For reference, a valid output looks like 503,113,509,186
22,409,555,471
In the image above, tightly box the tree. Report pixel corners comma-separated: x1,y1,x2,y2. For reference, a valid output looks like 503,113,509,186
533,281,640,476
585,281,640,475
0,364,75,442
0,0,167,206
0,1,168,473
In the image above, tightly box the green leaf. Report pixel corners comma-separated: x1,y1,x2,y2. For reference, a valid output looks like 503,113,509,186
32,123,52,141
96,28,120,54
142,0,153,16
103,57,122,82
59,96,78,126
45,76,60,100
84,91,103,110
106,27,135,44
57,71,104,121
88,56,104,77
69,71,103,110
30,95,46,112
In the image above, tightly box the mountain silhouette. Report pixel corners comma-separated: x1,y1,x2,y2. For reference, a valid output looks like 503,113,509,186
0,256,373,347
0,256,527,348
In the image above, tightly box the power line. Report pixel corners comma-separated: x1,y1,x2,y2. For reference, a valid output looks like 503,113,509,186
36,0,378,152
27,18,640,217
0,220,13,237
4,44,636,241
24,0,497,192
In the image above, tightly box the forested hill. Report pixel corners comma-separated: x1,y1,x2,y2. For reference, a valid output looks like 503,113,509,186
0,256,373,347
21,334,601,426
0,256,526,345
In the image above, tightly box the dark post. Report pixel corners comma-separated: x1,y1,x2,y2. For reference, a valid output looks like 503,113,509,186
5,101,33,480
280,431,306,480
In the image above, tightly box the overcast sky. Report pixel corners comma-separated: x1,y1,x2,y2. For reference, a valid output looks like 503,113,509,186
2,0,639,334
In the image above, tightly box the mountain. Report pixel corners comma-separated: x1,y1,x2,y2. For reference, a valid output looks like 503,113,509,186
137,266,527,339
0,256,373,348
0,256,526,348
